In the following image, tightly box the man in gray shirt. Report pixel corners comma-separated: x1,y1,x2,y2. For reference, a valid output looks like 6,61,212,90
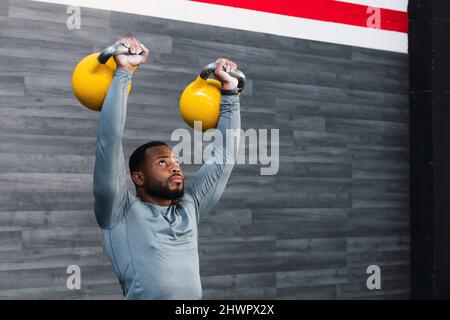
93,37,241,299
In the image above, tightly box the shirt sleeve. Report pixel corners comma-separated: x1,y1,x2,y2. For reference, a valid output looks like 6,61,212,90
184,94,241,222
93,69,136,229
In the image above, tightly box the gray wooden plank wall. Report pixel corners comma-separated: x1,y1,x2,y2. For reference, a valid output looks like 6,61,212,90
0,0,410,299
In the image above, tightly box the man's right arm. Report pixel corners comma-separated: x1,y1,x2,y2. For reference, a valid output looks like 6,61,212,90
93,37,148,229
93,69,135,229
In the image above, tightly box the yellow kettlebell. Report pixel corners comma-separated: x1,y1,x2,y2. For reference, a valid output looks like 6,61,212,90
72,43,134,111
179,62,246,131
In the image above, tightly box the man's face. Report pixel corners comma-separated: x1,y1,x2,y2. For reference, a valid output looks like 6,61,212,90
140,145,184,200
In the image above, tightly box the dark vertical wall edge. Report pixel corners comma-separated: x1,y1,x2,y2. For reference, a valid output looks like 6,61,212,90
409,0,450,299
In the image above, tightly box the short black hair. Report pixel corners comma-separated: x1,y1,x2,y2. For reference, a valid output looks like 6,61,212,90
129,141,168,175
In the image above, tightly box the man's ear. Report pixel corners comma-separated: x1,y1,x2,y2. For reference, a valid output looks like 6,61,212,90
131,171,145,187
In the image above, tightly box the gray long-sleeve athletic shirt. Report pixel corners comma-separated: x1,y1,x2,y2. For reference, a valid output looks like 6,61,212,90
93,69,240,299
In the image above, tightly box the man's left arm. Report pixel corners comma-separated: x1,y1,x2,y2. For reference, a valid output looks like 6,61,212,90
185,94,240,221
184,58,241,222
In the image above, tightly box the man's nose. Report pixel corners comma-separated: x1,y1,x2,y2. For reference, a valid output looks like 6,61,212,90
171,165,181,173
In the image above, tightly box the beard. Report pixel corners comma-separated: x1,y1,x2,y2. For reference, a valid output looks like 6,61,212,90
144,179,184,201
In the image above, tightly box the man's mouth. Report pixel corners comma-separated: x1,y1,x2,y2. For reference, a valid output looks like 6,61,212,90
169,175,183,183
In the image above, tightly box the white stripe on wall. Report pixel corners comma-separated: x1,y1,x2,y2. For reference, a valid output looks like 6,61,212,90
335,0,408,12
32,0,408,53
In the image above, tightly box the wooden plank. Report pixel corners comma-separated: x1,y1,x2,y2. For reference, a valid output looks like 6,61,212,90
348,208,410,236
276,238,347,255
288,98,409,122
294,131,349,148
276,162,352,178
0,153,94,173
0,191,95,211
0,231,22,252
279,145,351,164
352,46,409,69
0,76,24,96
277,284,337,299
199,238,275,260
0,282,123,300
0,173,92,192
199,208,252,237
351,193,409,209
21,227,102,249
347,63,408,94
246,208,351,238
0,35,91,63
0,0,9,17
326,117,408,136
0,210,97,229
277,114,326,131
175,37,278,67
0,247,108,271
0,55,76,78
203,287,276,299
347,236,410,253
352,159,409,179
202,272,275,290
200,252,347,276
0,264,117,290
276,268,348,288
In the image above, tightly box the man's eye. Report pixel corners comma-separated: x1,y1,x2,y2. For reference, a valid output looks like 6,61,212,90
158,160,166,165
174,159,180,165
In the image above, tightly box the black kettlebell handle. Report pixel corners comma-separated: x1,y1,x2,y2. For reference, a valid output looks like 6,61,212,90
97,43,133,64
199,62,246,93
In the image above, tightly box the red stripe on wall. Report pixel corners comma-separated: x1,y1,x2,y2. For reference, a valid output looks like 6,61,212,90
190,0,408,33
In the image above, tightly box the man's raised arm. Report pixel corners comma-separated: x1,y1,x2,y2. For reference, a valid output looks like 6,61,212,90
93,37,149,229
185,58,241,222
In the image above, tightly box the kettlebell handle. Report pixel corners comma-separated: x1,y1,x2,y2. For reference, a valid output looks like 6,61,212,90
199,62,246,93
98,49,246,93
97,43,130,64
